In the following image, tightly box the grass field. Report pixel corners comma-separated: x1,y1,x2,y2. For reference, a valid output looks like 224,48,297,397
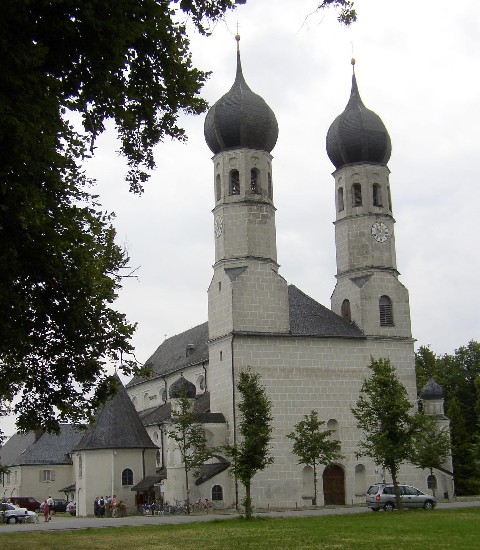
1,508,479,549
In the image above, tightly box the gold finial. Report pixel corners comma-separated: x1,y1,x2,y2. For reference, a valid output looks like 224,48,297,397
235,21,240,51
351,57,356,73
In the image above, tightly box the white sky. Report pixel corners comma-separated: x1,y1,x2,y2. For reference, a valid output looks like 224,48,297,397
2,0,479,437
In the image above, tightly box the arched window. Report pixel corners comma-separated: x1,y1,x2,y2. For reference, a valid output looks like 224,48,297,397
229,170,240,195
427,474,437,490
156,449,161,467
337,187,344,211
196,374,206,392
143,392,150,408
211,485,223,501
341,299,351,322
78,455,83,479
372,184,382,206
379,295,394,326
267,172,273,199
302,465,315,499
122,468,133,486
352,183,362,206
215,174,221,201
354,464,366,496
132,396,138,408
251,168,259,194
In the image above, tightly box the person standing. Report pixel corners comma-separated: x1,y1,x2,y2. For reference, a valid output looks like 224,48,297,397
94,497,99,517
47,496,54,520
43,498,50,522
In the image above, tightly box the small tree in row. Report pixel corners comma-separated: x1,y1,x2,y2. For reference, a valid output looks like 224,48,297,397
170,394,213,513
287,411,344,505
223,369,274,519
352,358,451,510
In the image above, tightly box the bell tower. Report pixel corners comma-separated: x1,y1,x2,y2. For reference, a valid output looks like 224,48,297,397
204,36,290,341
326,61,412,339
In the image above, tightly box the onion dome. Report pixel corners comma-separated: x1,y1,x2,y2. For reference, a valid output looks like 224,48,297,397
204,35,278,154
326,60,391,169
169,375,196,399
420,378,444,400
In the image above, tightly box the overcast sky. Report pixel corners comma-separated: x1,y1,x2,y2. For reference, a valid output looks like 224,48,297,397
2,0,479,436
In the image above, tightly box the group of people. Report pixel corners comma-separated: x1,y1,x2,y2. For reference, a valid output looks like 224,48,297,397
42,496,54,522
93,495,117,517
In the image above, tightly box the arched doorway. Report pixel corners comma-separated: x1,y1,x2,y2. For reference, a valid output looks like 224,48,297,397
323,465,345,505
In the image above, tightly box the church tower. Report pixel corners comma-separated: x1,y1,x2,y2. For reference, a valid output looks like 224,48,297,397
327,61,412,339
204,36,290,341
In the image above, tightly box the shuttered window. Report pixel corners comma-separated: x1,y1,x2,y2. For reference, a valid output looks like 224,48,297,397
379,295,394,326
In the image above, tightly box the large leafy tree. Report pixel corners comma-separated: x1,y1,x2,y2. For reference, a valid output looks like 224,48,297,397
352,358,434,511
223,369,274,519
169,394,213,513
0,1,245,434
287,410,343,505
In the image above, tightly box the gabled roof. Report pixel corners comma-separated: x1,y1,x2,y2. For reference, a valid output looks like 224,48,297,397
0,431,36,467
74,377,156,451
127,322,208,388
288,285,365,339
140,392,225,428
18,425,84,465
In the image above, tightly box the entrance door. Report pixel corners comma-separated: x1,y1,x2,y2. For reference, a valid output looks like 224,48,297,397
323,465,345,505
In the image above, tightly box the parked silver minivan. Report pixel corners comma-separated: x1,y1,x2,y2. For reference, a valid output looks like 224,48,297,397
366,484,436,511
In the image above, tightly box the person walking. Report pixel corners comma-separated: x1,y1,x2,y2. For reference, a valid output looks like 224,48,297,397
43,498,50,522
47,496,54,520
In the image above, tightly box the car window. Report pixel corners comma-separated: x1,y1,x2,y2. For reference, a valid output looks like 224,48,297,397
402,486,418,496
367,485,379,495
383,486,395,495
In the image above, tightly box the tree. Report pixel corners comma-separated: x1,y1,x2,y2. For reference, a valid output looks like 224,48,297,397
0,0,247,435
169,394,213,513
352,358,427,511
408,416,451,497
415,341,480,495
287,410,344,505
317,1,357,25
223,369,274,519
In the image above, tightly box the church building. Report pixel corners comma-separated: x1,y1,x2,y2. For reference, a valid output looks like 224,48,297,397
125,37,454,509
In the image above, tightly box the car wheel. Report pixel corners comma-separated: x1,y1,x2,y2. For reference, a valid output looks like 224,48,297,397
371,508,380,512
424,500,434,510
384,502,395,512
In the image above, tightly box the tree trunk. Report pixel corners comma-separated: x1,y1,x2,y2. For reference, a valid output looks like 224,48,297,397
389,463,403,511
313,462,317,506
184,461,190,514
244,482,252,520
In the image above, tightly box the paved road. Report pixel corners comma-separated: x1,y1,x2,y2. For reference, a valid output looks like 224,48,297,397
2,500,480,534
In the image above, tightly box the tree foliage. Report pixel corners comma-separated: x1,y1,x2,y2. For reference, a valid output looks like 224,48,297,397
317,1,357,25
0,0,247,435
287,410,343,505
415,341,480,495
170,394,213,512
223,369,274,519
352,358,444,510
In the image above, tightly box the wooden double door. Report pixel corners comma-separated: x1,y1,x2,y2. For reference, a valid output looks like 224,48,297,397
323,465,345,505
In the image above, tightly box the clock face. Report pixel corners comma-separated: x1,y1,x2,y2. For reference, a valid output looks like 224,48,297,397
214,215,224,238
371,222,389,243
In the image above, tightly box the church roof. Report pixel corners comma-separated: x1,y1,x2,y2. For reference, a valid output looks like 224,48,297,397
421,378,444,400
204,37,278,154
169,375,196,399
288,285,365,338
1,426,83,467
127,322,208,387
73,377,156,451
326,67,391,169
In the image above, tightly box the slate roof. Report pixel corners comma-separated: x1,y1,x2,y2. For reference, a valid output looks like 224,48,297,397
1,426,83,467
0,431,36,467
421,378,444,400
74,377,156,451
140,392,225,428
326,70,391,169
127,322,208,388
204,45,278,154
287,285,365,339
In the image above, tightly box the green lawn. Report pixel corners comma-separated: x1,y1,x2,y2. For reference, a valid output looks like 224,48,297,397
1,509,479,549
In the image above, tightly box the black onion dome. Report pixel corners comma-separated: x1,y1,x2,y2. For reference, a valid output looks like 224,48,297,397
169,375,196,399
204,43,278,154
420,378,444,400
326,70,391,169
